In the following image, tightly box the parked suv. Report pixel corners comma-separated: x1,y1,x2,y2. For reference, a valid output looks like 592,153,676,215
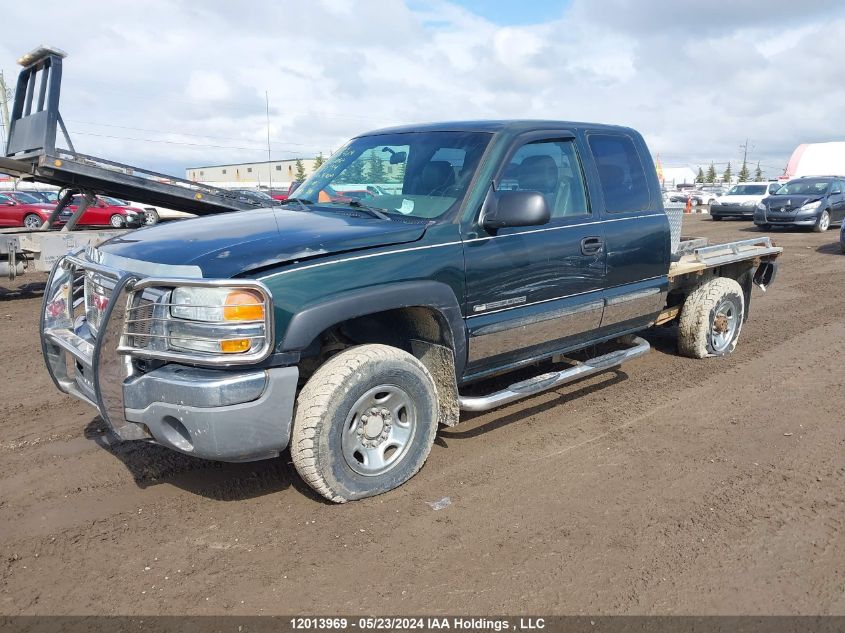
754,176,845,232
711,182,780,220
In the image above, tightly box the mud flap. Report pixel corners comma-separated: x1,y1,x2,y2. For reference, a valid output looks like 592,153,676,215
753,261,778,291
411,339,460,427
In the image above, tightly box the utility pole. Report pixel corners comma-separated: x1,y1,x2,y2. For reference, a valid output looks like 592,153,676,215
265,91,272,191
0,70,12,149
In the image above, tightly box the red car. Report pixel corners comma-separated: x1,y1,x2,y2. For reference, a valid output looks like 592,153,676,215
59,195,146,228
0,191,61,229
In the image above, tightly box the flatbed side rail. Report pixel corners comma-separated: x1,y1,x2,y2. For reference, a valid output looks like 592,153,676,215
693,236,774,262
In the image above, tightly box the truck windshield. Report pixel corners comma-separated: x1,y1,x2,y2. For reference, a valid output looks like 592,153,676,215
294,131,492,220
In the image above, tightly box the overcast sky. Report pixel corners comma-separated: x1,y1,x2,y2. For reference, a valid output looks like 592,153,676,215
2,0,844,180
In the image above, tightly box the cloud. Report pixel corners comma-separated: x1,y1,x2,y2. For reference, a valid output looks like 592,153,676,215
1,0,844,179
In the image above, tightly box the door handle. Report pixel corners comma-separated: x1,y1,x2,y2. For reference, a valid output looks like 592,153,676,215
580,236,603,255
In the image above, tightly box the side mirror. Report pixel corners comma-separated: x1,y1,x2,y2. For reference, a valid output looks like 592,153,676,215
480,189,550,231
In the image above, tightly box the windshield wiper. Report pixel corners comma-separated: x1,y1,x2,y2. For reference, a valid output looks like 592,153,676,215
346,199,391,220
279,197,313,212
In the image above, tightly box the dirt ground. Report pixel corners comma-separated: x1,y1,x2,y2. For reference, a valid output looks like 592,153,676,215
1,215,844,616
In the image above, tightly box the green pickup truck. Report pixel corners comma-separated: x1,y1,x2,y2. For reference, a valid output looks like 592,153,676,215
39,120,782,502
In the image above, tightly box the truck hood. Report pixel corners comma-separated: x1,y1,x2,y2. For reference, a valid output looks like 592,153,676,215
97,207,428,277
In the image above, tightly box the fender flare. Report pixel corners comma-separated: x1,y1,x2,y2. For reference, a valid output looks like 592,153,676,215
279,281,468,376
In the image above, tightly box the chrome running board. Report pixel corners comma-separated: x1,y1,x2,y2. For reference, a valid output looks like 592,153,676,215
458,336,651,412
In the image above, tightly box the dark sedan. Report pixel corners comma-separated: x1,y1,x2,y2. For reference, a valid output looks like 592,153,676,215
754,176,845,232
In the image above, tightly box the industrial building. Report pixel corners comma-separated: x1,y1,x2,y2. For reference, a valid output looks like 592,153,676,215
185,158,320,187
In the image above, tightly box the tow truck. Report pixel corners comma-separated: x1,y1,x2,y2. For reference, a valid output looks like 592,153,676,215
0,46,260,279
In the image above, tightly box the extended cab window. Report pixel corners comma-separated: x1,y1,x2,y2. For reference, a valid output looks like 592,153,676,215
500,140,590,218
588,133,651,213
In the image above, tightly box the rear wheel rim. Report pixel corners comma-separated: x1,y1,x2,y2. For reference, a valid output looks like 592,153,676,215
24,215,41,229
711,297,739,352
341,385,417,477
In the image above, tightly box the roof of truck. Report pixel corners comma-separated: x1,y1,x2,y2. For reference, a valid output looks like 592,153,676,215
357,120,638,137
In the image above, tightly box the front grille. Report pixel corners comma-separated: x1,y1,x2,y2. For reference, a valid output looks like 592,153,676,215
126,298,155,348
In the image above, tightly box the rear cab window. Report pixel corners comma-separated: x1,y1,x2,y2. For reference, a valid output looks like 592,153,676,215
587,133,652,213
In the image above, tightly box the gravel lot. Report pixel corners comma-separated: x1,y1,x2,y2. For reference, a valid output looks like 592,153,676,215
1,215,844,615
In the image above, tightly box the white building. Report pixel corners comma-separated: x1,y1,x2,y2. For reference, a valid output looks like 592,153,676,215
659,166,697,189
186,158,320,188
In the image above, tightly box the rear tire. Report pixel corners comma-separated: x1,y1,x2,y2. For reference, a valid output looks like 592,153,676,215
144,209,160,225
678,277,745,359
109,214,125,228
291,344,439,503
814,210,830,232
23,213,43,229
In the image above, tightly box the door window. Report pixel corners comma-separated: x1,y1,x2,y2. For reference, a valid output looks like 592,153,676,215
588,134,651,213
500,140,590,218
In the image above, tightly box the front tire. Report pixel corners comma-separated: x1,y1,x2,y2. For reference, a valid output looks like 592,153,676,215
757,223,771,230
711,215,722,221
814,210,830,232
109,214,125,228
291,344,439,503
23,213,43,229
678,277,745,359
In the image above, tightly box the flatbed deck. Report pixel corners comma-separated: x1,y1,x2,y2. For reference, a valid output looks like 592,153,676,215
668,236,782,279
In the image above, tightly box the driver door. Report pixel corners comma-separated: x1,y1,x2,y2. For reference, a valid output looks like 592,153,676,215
461,135,606,380
830,180,845,223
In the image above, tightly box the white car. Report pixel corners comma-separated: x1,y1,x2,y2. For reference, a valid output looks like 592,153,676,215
709,182,781,220
126,201,196,225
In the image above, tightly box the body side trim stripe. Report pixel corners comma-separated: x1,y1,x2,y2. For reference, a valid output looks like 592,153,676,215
260,213,664,281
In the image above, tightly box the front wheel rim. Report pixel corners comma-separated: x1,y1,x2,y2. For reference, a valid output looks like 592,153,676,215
110,215,123,227
819,213,830,231
711,298,739,352
24,216,41,228
341,385,417,476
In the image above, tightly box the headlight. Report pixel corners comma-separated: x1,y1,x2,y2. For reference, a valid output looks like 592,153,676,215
799,200,821,212
756,203,766,211
170,287,265,322
167,286,268,355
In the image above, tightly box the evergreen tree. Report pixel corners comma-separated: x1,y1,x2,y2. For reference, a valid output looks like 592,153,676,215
368,153,386,183
341,158,366,184
737,160,750,183
314,152,324,170
706,162,717,183
722,162,732,184
294,158,306,181
754,161,764,182
696,167,705,184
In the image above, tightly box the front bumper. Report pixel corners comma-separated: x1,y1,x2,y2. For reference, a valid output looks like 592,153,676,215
711,203,755,218
754,209,819,227
40,254,298,462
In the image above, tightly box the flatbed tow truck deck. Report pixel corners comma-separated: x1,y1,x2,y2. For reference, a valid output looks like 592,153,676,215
0,46,261,278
